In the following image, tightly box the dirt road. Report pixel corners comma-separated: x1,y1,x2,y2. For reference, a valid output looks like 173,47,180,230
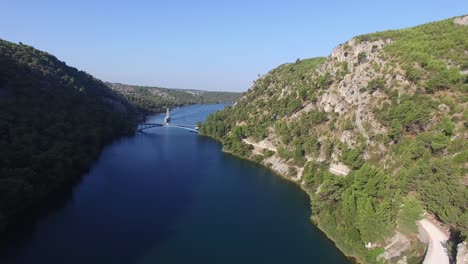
418,218,449,264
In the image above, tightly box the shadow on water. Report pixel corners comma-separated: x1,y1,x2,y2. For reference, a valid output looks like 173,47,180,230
0,134,137,254
124,130,208,263
0,105,351,264
1,130,202,264
0,180,77,248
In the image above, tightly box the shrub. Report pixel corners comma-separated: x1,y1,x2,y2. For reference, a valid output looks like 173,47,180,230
366,78,386,92
339,145,364,169
358,52,367,64
397,197,423,234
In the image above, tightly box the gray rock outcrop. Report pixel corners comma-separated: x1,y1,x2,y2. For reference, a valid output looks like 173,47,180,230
454,16,468,26
457,242,468,264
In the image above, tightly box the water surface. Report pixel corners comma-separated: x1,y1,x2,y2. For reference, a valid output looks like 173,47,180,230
0,104,349,264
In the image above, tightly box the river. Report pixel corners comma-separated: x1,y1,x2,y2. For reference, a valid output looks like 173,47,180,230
0,104,349,264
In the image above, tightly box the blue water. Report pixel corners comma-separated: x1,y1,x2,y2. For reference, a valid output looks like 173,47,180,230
0,104,349,264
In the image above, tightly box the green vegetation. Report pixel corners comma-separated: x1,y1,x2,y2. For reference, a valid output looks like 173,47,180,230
396,141,467,230
397,197,423,235
339,145,364,169
0,39,138,232
365,78,386,93
357,52,367,64
0,39,241,234
201,57,327,153
201,16,468,263
375,94,435,132
356,17,467,93
108,83,241,114
305,164,396,262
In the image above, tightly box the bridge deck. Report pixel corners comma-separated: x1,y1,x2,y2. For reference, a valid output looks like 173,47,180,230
137,123,199,133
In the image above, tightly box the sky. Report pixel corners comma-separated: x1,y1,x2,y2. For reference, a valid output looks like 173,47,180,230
1,1,467,91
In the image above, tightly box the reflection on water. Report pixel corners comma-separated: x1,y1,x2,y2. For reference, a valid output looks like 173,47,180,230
0,104,349,264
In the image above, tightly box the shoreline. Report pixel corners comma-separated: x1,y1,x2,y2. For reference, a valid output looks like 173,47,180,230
0,128,136,237
199,133,357,263
202,132,462,264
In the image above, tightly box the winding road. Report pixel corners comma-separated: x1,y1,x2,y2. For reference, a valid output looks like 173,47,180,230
418,218,449,264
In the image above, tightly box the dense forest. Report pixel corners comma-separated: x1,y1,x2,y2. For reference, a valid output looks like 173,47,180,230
108,83,241,114
0,39,241,234
0,39,139,232
200,17,467,263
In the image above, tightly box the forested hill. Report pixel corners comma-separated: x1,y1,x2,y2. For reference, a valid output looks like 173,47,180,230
0,39,138,232
201,16,468,263
107,82,241,114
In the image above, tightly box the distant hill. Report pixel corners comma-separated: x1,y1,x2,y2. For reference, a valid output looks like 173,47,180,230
0,39,138,232
107,83,241,114
201,16,468,263
0,38,242,234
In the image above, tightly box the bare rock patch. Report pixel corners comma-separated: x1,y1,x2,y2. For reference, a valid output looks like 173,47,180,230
454,16,468,26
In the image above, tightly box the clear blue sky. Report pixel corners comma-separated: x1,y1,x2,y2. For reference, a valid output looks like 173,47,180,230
1,1,466,91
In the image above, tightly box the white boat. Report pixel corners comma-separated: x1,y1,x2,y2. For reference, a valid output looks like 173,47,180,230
164,108,171,124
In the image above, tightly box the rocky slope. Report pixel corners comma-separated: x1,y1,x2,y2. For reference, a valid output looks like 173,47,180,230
458,242,468,264
201,16,467,263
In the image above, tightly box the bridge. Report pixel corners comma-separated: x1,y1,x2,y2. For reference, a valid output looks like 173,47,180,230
137,123,199,133
137,108,199,133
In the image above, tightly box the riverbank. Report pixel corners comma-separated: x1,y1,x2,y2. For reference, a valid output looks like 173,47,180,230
200,133,355,262
0,127,136,237
1,104,350,264
201,133,457,264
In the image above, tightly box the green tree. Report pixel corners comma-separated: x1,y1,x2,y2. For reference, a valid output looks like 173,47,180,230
389,119,402,141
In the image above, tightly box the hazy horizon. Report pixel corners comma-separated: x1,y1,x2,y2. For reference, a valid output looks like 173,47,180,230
2,1,466,92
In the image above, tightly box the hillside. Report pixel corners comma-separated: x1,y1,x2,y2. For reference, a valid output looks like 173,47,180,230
201,16,468,263
107,83,241,114
0,40,138,232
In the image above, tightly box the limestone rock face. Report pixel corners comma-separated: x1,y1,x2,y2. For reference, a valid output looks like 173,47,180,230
316,38,393,147
201,16,467,263
454,15,468,26
457,242,468,264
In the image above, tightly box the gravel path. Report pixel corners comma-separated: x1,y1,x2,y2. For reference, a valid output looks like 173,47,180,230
418,218,449,264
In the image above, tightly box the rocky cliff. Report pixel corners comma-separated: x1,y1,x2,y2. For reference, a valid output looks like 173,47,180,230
201,16,468,263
